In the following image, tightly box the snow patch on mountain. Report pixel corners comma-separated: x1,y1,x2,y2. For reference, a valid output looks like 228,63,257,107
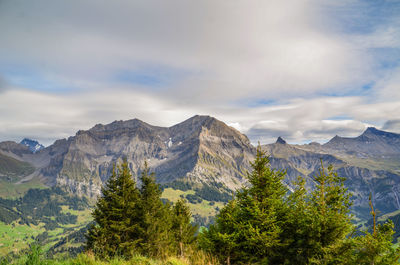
20,138,44,153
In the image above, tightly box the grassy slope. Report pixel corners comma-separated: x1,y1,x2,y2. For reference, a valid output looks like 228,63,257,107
0,223,42,256
0,177,46,199
0,153,34,181
6,252,215,265
340,155,400,172
161,188,225,218
0,152,43,199
0,205,92,257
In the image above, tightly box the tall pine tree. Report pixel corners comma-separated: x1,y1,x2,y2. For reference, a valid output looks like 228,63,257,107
308,163,353,264
136,161,174,258
86,161,140,258
199,145,288,264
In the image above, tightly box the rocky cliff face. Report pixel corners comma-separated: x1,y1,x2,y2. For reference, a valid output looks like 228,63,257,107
18,115,255,198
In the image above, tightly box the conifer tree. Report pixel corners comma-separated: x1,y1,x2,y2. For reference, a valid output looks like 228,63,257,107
308,163,353,264
279,176,313,264
86,161,140,258
86,160,198,259
199,145,288,264
198,200,240,265
279,162,353,264
136,161,174,258
171,198,198,257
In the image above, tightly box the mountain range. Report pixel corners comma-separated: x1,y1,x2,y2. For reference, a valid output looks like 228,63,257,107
1,115,400,221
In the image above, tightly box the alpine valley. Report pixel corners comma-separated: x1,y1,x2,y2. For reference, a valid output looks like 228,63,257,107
1,115,400,256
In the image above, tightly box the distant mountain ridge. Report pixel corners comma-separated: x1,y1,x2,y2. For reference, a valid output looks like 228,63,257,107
1,117,400,220
263,127,400,219
322,127,400,157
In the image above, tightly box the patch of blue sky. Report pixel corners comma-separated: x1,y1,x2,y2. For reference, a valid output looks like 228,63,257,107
234,98,277,108
317,81,375,98
116,70,165,88
326,115,353,121
114,64,192,89
370,48,400,70
361,82,375,92
322,0,400,35
0,65,78,93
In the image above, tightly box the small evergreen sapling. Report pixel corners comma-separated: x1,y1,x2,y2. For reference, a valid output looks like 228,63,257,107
347,196,400,264
172,198,198,258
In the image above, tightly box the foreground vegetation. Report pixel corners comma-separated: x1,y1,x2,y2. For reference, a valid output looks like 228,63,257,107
3,245,217,265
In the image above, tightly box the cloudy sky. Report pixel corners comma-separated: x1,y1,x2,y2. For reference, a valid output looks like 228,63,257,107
0,0,399,146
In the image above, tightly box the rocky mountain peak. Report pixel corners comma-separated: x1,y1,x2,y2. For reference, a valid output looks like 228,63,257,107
89,118,156,132
276,137,287,144
364,127,379,134
324,135,343,146
361,127,399,139
170,115,214,130
20,138,44,153
319,126,400,158
0,141,32,156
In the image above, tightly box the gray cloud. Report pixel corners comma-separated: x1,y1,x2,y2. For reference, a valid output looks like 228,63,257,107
382,120,400,133
0,75,8,92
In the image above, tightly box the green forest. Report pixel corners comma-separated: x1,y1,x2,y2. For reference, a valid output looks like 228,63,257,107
2,147,400,264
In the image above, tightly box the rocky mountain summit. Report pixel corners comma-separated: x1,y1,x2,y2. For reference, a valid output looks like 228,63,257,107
275,136,287,144
0,115,255,198
20,138,45,153
304,127,400,158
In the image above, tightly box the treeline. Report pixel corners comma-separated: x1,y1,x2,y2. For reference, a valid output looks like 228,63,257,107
47,223,94,258
85,150,400,264
0,187,88,228
165,180,232,204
